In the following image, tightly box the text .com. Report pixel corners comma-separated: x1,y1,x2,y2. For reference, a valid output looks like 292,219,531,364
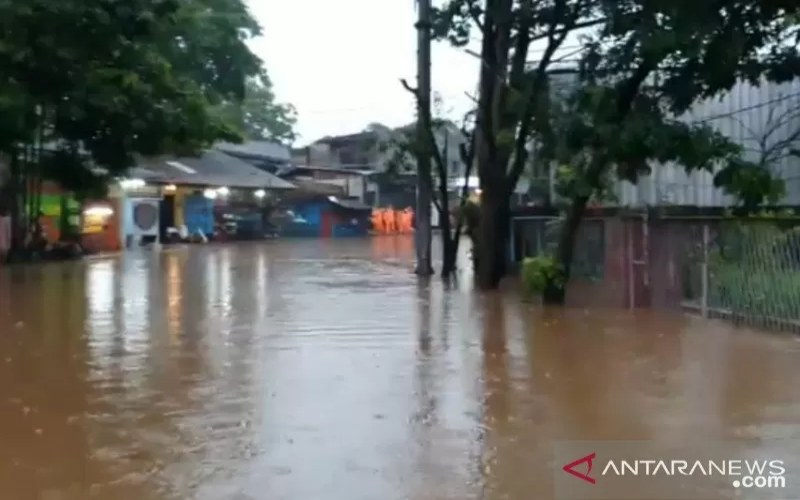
601,459,786,489
563,454,787,489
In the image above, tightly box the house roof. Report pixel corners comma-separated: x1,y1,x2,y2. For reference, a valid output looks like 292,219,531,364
283,164,377,177
130,150,296,190
313,131,376,145
280,193,372,212
215,141,291,162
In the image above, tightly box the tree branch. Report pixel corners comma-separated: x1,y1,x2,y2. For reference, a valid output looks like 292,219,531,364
400,77,443,214
505,0,585,195
466,0,485,33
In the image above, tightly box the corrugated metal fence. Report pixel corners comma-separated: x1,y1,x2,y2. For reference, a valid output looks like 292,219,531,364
615,78,800,207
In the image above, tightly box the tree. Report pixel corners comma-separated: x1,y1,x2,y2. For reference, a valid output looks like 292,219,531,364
734,93,800,170
215,74,298,144
380,101,476,278
432,0,600,289
0,0,272,253
534,0,800,303
433,0,800,294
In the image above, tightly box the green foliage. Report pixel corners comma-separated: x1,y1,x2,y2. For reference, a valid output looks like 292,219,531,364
0,0,281,173
535,0,800,212
381,127,417,178
553,162,618,206
708,224,800,321
424,0,800,291
379,120,460,179
712,267,800,320
39,150,110,201
214,74,298,144
521,255,564,295
0,0,295,246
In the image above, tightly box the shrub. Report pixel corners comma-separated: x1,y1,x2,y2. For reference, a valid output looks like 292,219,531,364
521,255,564,295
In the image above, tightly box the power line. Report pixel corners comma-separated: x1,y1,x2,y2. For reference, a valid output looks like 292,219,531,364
691,90,800,124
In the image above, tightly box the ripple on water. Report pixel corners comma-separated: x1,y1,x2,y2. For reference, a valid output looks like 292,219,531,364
0,239,799,500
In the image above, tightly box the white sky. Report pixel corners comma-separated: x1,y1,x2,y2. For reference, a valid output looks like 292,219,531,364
246,0,481,145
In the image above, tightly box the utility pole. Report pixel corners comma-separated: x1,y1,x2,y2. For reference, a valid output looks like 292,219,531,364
414,0,434,276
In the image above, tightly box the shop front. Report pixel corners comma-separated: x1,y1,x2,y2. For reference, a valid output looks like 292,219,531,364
80,200,122,253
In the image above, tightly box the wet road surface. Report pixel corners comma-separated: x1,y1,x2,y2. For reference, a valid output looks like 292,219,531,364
1,236,800,499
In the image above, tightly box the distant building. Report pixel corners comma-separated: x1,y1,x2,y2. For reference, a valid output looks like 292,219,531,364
289,122,472,208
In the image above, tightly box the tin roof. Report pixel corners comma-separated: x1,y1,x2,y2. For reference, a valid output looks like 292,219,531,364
215,141,291,162
130,151,296,190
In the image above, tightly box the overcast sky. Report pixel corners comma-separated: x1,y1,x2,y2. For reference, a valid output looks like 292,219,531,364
246,0,481,145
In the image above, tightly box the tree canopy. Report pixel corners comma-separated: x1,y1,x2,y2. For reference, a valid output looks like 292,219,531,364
215,74,298,145
0,0,296,245
0,0,295,172
429,0,800,294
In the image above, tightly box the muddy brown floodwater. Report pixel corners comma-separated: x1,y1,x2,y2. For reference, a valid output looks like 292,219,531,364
1,236,800,500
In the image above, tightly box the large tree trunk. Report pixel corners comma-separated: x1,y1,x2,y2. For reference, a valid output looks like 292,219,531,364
414,180,435,276
475,190,510,289
440,204,459,278
441,232,457,278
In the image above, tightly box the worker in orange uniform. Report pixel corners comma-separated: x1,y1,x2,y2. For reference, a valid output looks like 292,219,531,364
400,208,411,233
371,209,384,234
382,207,395,234
393,208,402,233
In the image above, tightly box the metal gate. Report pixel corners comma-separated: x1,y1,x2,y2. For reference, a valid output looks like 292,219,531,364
627,212,650,308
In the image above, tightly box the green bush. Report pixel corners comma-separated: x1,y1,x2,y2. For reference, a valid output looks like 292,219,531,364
521,255,564,295
704,221,800,321
710,264,800,320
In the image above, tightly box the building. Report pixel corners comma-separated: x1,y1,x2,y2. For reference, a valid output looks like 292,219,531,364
509,77,800,317
120,150,295,245
292,122,472,207
538,71,800,208
303,122,470,177
616,78,800,207
278,194,373,238
280,164,378,204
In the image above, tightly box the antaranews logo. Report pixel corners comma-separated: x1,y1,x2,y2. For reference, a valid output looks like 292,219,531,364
562,453,597,484
560,451,788,493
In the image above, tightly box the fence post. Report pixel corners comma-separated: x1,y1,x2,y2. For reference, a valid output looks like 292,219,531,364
701,222,709,318
509,218,516,264
627,219,634,309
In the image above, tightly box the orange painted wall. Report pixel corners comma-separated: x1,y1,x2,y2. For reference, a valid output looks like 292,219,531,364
81,199,122,253
28,181,122,253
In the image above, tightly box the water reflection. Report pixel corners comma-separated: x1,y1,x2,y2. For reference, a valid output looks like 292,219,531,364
0,238,799,499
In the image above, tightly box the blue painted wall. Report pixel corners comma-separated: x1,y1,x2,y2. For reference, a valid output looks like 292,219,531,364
293,201,324,225
280,200,370,238
280,201,325,237
183,194,214,236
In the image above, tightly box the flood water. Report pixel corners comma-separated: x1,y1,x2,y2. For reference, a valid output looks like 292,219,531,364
1,236,800,500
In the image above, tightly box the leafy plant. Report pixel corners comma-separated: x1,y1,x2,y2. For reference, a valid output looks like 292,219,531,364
521,255,564,295
0,0,292,249
708,222,800,322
